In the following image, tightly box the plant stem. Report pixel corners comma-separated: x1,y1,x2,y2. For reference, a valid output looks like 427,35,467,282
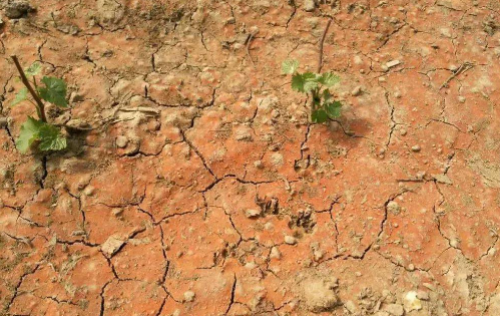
10,55,47,122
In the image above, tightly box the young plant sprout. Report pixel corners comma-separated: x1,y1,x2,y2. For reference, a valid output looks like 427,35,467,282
282,59,342,123
10,55,68,153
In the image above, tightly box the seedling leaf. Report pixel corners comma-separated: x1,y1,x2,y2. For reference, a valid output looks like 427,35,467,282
38,76,68,108
319,72,340,87
15,116,67,153
38,124,67,151
303,72,319,92
12,87,28,106
311,109,329,123
25,62,42,77
16,116,44,153
282,59,299,74
325,101,342,118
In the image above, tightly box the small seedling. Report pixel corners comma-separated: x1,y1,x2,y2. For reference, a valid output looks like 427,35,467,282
282,59,342,123
10,55,68,153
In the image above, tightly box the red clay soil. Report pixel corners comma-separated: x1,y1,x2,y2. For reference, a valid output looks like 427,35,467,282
1,0,500,315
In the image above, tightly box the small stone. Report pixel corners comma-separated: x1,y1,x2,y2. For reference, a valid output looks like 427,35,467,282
245,209,261,218
183,291,195,302
270,246,281,259
450,238,459,248
254,160,264,169
344,301,357,313
313,250,324,261
387,201,401,215
112,208,124,217
284,236,297,245
116,136,129,148
355,271,362,277
394,91,402,98
386,60,401,68
408,264,415,271
101,236,125,257
5,1,32,19
411,145,421,152
271,153,284,166
351,86,362,96
404,291,422,312
400,129,407,136
235,128,253,141
303,0,316,12
458,96,466,103
245,262,257,269
384,304,404,316
83,185,95,196
0,117,8,128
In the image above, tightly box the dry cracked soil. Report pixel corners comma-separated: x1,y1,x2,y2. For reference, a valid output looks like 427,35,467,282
1,0,500,315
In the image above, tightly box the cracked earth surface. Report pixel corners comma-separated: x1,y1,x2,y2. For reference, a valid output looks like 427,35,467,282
1,0,500,315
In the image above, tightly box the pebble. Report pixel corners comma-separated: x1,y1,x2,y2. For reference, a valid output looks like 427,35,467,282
112,208,124,217
411,145,421,152
284,236,297,245
387,201,401,215
183,291,195,302
450,238,459,248
254,160,264,169
400,129,407,136
303,0,316,12
408,263,415,271
351,86,362,96
245,209,261,218
355,271,362,277
270,246,281,259
313,250,324,261
5,1,32,19
116,136,129,148
386,60,401,68
0,117,8,128
458,96,466,103
394,91,402,98
101,236,125,257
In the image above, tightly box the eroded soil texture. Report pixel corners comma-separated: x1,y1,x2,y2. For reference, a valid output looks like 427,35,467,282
2,0,500,315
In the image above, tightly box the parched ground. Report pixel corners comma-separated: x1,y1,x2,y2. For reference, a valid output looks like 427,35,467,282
1,0,500,315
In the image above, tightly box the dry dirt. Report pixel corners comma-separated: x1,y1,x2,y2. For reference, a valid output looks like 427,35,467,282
1,0,500,315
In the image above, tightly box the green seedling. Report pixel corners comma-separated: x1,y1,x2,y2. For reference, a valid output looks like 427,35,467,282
10,55,68,153
282,59,342,123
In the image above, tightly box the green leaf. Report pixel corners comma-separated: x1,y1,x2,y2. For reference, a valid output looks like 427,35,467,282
311,109,329,123
292,73,319,93
38,124,67,151
282,59,299,74
16,117,44,153
12,88,28,106
25,62,42,77
319,72,340,87
325,101,342,118
15,117,67,153
303,72,320,92
291,74,305,92
38,76,68,108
